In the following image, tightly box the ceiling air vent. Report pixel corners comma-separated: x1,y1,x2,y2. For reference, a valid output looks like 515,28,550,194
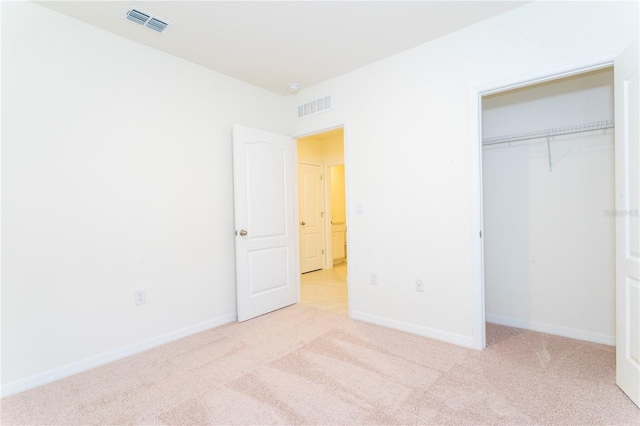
297,96,333,119
146,18,169,33
125,8,172,34
126,9,150,25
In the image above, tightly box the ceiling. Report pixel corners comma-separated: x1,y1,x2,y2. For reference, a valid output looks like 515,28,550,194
36,1,528,96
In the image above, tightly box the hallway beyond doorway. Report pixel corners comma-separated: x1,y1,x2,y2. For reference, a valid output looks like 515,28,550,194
300,262,347,315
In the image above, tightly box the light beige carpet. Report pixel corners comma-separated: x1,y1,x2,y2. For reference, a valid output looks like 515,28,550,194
2,305,639,425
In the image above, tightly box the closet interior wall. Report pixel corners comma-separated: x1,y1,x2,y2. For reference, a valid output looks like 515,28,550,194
482,68,616,344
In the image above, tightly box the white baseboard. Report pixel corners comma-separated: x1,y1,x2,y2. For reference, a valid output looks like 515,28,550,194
351,311,475,348
1,313,237,397
486,314,615,346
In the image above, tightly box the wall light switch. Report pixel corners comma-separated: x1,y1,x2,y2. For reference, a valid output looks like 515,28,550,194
370,272,379,285
134,289,146,306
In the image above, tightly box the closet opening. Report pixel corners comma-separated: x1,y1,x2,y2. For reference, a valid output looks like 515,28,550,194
480,67,615,347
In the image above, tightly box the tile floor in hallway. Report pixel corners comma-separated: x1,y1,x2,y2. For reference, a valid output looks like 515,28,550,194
299,261,348,315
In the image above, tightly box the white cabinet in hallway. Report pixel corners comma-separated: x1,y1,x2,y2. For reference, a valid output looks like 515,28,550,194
332,222,346,263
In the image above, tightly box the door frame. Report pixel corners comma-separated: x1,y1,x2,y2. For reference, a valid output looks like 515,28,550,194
294,124,351,316
323,161,345,268
469,53,620,350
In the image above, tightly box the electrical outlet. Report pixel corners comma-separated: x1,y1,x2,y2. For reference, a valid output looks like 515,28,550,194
415,279,424,292
134,289,146,306
370,272,378,285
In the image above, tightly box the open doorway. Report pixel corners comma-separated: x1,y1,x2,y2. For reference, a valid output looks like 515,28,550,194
481,68,615,347
297,128,348,315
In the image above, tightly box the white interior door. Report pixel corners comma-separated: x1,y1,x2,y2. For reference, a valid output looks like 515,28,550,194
233,125,297,322
299,163,324,273
615,43,640,408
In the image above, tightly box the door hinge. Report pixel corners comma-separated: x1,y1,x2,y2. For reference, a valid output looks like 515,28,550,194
479,230,482,238
320,175,323,180
322,249,324,254
321,212,324,217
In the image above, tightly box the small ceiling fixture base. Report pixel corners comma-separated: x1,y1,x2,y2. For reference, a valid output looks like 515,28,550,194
288,83,300,94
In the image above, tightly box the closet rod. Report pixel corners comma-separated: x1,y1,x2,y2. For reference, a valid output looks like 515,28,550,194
482,120,614,146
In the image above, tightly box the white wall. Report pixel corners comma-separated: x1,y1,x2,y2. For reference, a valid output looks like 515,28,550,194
482,69,615,344
297,136,324,164
297,130,344,164
289,1,638,346
482,69,615,138
321,134,345,164
1,2,291,392
330,166,346,224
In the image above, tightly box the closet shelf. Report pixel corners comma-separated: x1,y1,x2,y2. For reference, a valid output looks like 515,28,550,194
482,120,614,146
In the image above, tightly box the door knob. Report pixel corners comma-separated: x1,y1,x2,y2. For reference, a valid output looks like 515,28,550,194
239,229,248,236
301,221,306,226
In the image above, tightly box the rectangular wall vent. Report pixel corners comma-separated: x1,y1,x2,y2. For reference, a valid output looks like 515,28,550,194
297,96,333,119
125,8,172,34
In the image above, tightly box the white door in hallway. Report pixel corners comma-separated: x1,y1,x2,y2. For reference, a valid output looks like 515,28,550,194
233,125,297,322
615,43,640,408
299,163,324,273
